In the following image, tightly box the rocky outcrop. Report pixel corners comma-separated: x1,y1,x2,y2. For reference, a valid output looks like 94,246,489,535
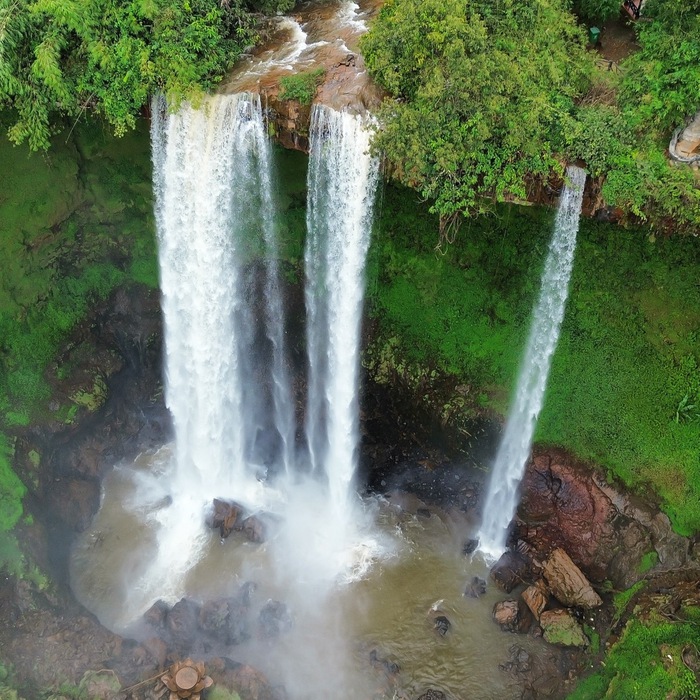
221,0,384,154
542,549,602,609
515,449,694,588
493,599,531,633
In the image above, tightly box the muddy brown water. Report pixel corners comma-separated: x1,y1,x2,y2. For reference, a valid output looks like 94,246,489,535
71,447,547,700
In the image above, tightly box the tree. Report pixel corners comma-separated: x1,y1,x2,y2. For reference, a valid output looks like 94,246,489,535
361,0,593,230
0,0,294,149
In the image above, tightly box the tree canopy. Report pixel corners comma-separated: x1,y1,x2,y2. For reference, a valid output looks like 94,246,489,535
361,0,594,230
0,0,292,150
362,0,700,232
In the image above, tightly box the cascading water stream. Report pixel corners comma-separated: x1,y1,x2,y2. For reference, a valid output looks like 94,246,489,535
477,165,586,562
147,93,295,600
304,105,379,525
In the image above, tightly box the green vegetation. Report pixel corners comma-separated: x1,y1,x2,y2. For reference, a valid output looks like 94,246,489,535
0,0,296,150
639,551,659,574
0,434,25,575
361,0,592,239
0,117,157,428
369,185,700,534
567,611,700,699
0,115,157,573
362,0,700,232
278,69,325,105
612,581,646,624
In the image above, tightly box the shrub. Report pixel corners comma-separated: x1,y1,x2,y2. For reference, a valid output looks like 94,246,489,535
278,69,325,105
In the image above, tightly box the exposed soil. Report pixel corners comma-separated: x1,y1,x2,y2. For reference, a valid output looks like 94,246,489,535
594,14,638,66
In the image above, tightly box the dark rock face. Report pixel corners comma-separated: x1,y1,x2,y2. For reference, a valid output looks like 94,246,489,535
462,538,479,555
259,600,292,639
417,690,447,700
166,598,200,652
464,576,487,599
433,615,451,637
143,599,169,629
210,499,244,538
369,649,400,677
491,551,531,593
516,449,693,588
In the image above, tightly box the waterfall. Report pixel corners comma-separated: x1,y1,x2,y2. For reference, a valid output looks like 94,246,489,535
304,105,379,522
146,96,380,598
150,93,295,593
477,165,586,562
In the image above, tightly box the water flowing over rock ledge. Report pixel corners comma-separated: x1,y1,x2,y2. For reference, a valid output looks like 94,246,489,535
221,0,384,152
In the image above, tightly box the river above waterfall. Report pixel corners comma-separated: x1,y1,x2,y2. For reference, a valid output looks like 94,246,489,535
222,0,384,112
70,445,548,700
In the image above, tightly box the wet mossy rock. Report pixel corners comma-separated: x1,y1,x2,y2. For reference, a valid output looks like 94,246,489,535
539,609,589,648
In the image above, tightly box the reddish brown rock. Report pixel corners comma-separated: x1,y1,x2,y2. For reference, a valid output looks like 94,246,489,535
211,499,244,539
494,599,531,634
494,600,520,631
516,449,660,586
543,548,602,609
491,551,531,593
522,579,549,620
242,514,266,543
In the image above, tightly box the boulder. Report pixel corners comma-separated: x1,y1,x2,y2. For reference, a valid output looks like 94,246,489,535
516,450,690,588
464,576,487,599
166,598,200,651
143,599,169,629
539,609,589,647
227,663,280,700
462,538,479,555
493,600,520,631
198,599,231,641
259,600,292,638
433,615,451,637
242,514,266,543
521,580,549,620
210,499,244,539
417,691,447,700
369,649,400,677
543,548,602,609
491,550,531,592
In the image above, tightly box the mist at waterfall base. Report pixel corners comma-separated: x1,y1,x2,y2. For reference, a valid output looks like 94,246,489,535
476,166,587,562
70,94,548,700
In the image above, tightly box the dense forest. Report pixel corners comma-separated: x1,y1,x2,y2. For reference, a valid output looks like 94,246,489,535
1,0,699,698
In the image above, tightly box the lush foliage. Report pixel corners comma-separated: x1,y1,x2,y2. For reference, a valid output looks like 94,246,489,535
369,186,700,535
0,434,24,575
0,116,157,426
620,0,700,137
278,68,325,105
0,0,294,150
573,0,620,22
361,0,593,226
567,610,700,699
0,115,157,573
363,0,700,231
559,0,700,232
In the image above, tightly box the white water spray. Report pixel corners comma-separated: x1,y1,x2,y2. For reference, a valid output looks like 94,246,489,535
304,105,379,529
148,93,294,600
477,165,586,562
